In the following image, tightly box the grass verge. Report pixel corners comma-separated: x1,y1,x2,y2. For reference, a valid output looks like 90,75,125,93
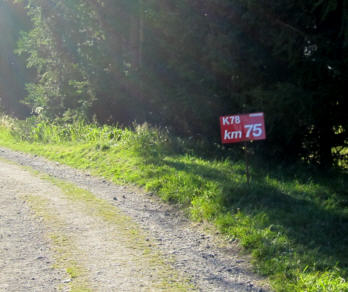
1,117,347,291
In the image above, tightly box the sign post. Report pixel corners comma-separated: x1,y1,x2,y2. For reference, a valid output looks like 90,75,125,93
220,112,266,184
244,142,250,185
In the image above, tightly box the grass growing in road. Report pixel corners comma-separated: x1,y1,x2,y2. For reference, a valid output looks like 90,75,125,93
47,176,195,291
23,168,195,291
24,195,92,292
1,117,347,291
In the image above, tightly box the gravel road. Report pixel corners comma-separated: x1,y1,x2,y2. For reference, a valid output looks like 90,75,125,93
0,146,270,291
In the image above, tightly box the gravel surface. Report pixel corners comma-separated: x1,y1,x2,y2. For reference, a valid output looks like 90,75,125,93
0,160,69,291
0,146,270,291
0,159,193,291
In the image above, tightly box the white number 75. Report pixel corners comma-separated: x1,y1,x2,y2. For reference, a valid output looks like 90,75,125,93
244,124,263,138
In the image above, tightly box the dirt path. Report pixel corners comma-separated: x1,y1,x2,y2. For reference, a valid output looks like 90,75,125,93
0,161,69,291
0,147,269,291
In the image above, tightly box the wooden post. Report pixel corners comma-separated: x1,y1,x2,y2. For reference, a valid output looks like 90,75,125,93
244,142,250,185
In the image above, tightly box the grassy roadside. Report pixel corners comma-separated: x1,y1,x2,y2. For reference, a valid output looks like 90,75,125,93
0,117,347,291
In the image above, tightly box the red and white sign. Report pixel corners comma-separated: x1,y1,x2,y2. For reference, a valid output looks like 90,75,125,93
220,112,266,144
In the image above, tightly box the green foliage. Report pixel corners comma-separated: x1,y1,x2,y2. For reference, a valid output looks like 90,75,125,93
1,119,347,291
141,0,347,167
15,0,100,119
0,0,32,117
2,0,347,167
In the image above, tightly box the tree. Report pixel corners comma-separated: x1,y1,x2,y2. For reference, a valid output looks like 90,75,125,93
0,0,32,117
237,0,348,166
8,0,348,167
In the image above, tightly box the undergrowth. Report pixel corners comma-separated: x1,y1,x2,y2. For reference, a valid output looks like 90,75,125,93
0,116,347,291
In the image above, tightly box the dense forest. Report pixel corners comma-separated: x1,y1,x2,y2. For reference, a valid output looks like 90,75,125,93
0,0,347,167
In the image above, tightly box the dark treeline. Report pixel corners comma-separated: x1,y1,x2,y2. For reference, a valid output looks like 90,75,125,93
0,0,32,117
1,0,347,167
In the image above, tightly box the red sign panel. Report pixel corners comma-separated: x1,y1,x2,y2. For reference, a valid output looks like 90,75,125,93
220,112,266,144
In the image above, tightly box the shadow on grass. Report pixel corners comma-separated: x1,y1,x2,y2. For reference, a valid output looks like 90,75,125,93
159,158,245,182
159,156,348,275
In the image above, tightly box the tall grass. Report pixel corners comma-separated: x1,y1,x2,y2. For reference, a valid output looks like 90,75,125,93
0,116,347,291
9,117,123,144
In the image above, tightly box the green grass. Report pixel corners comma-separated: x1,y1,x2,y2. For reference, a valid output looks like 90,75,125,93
1,117,347,291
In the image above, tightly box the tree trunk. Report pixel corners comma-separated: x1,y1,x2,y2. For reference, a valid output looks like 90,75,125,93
129,0,143,70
